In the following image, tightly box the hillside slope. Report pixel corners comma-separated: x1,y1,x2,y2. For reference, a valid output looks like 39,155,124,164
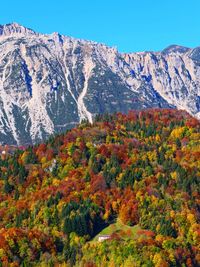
0,109,199,266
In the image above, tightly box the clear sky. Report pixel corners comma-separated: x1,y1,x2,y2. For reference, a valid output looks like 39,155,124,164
1,0,200,53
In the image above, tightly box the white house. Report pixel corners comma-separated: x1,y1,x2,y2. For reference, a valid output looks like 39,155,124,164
98,235,111,242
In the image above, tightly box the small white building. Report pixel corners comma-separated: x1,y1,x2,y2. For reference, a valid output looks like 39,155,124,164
98,235,111,242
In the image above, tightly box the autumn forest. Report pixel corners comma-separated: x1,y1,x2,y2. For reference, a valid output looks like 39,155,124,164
0,109,199,267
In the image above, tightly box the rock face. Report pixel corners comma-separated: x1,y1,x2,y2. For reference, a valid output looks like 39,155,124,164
0,23,199,145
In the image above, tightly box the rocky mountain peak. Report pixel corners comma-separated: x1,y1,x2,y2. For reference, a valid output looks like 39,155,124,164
0,23,199,145
0,22,36,37
162,45,190,55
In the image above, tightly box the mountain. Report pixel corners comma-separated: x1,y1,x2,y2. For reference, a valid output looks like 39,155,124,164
0,23,200,145
0,109,199,266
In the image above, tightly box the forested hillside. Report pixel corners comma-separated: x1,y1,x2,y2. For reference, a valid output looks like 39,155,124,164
0,109,199,266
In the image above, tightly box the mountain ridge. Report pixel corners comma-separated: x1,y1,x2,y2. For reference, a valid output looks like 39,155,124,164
0,23,200,145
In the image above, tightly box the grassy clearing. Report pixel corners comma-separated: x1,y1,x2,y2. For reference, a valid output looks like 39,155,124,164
92,218,141,242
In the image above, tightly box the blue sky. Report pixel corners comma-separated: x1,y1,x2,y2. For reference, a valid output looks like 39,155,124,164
1,0,200,52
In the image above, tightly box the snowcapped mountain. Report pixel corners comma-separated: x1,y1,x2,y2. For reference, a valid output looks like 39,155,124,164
0,23,199,145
